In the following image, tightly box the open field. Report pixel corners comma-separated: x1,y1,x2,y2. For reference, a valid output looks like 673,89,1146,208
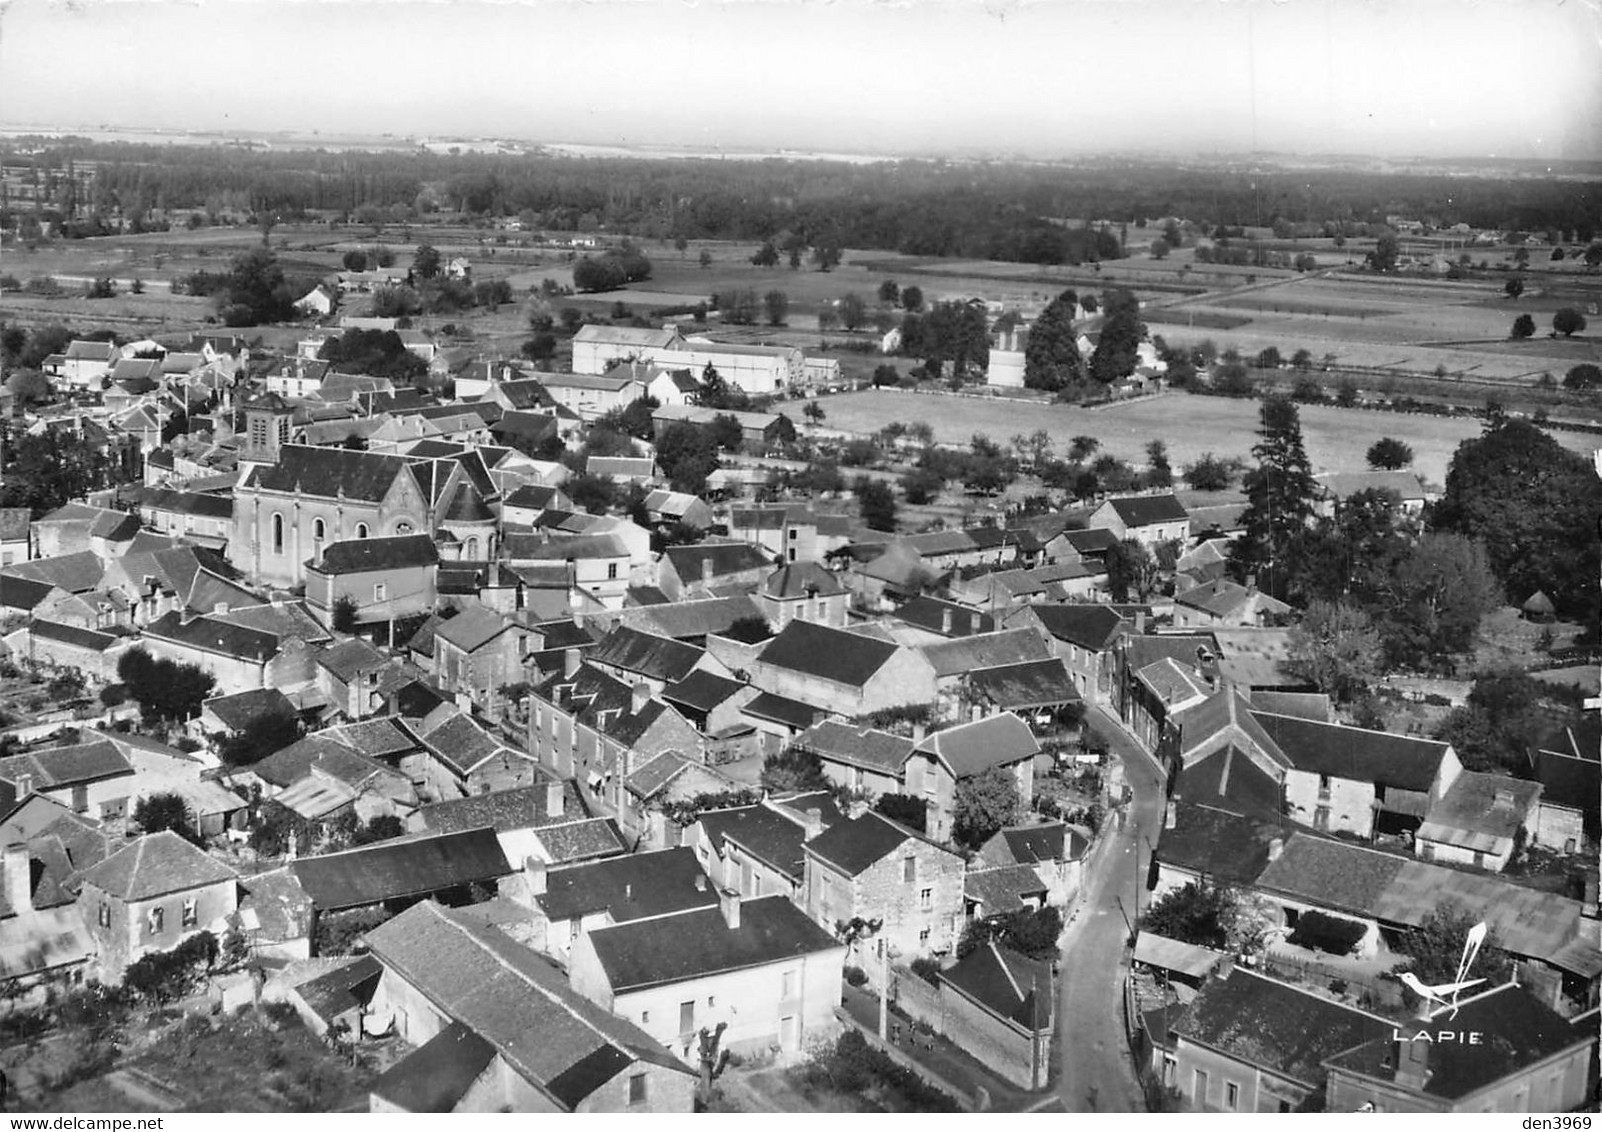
814,388,1596,485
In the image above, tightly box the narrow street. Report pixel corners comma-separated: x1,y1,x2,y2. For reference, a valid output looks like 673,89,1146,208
1054,704,1166,1113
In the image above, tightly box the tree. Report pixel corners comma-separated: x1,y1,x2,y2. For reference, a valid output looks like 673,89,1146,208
761,746,828,793
133,793,201,844
216,709,301,768
873,793,927,833
87,277,117,299
331,595,360,633
1434,418,1600,621
802,401,825,428
720,288,758,326
854,477,897,532
1255,346,1282,370
750,242,779,268
1380,533,1503,666
762,289,788,327
959,906,1063,962
1553,308,1587,336
1365,437,1414,469
901,285,924,312
341,249,368,272
708,413,744,451
877,279,900,306
1288,600,1383,704
1183,453,1233,491
1586,243,1602,269
1434,670,1560,773
1144,439,1172,489
1023,288,1082,392
655,422,720,495
952,766,1021,848
698,249,713,269
1400,903,1512,991
1564,363,1602,390
1067,434,1100,462
1503,277,1525,299
1105,538,1160,602
117,647,215,723
412,244,442,280
217,247,298,326
1511,313,1536,339
6,369,51,407
1368,231,1400,272
811,242,842,272
1141,880,1237,950
1089,287,1144,383
1233,395,1318,599
1290,348,1314,370
836,292,867,332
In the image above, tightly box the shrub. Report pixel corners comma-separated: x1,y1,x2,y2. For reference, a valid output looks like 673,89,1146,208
844,965,870,987
123,931,218,1002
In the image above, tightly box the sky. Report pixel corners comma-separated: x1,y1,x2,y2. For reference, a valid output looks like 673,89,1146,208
1,0,1599,161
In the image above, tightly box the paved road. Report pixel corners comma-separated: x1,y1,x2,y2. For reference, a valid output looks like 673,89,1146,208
1054,704,1167,1113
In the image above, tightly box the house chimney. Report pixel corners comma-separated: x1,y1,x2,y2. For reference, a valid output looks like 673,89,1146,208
912,721,926,743
719,888,742,930
546,779,565,819
1394,1029,1432,1090
526,859,549,897
941,607,953,635
1267,837,1284,862
631,683,650,716
1134,610,1147,635
213,602,230,615
970,611,981,634
14,774,32,800
694,873,708,892
3,845,30,914
1245,574,1257,594
563,648,582,678
625,882,634,903
802,807,824,839
1164,799,1177,830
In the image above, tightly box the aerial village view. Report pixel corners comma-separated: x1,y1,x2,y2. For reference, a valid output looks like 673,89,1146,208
0,0,1596,1118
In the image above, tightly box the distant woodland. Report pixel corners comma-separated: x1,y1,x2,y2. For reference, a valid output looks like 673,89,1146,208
3,140,1598,258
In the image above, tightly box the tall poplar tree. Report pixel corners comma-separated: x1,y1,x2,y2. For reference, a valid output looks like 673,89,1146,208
1232,395,1318,599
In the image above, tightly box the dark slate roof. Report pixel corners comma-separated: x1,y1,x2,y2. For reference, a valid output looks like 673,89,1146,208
922,628,1053,679
806,812,931,877
965,864,1050,915
1157,801,1302,888
134,488,234,520
312,534,439,576
413,782,587,836
1026,604,1126,651
697,805,814,880
628,595,761,641
289,829,511,911
1250,711,1450,792
78,830,237,901
29,620,121,652
998,823,1076,865
742,692,827,731
1323,983,1592,1100
757,620,899,688
535,847,718,923
1105,493,1188,527
586,894,841,993
893,596,994,638
940,942,1053,1031
365,901,693,1110
1061,527,1121,555
0,575,54,612
1177,744,1286,817
533,818,630,865
590,625,705,684
967,659,1080,710
142,610,280,662
759,562,845,601
370,1021,497,1113
662,542,770,584
662,670,746,714
1252,834,1409,918
1177,969,1391,1089
243,445,415,502
1533,749,1600,819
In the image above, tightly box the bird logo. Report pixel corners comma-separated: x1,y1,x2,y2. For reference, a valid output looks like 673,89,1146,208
1395,921,1487,1020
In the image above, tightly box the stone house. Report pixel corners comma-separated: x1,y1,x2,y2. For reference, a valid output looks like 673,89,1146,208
907,713,1041,844
77,831,239,982
569,891,845,1064
802,812,965,966
745,619,937,717
528,847,720,966
1005,603,1127,705
751,562,848,631
409,703,542,803
934,943,1054,1090
1087,493,1190,547
304,535,440,629
0,740,136,824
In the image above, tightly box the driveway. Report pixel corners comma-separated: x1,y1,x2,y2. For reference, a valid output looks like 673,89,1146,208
1053,704,1166,1112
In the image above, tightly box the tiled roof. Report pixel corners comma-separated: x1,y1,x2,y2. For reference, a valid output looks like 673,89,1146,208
965,864,1049,915
994,822,1076,866
1253,834,1409,917
243,445,417,503
697,804,815,880
536,846,718,923
1176,970,1391,1088
1315,470,1427,502
1534,748,1600,818
759,562,844,600
315,637,389,684
311,534,439,576
794,720,913,775
532,818,629,864
366,901,693,1109
433,604,511,653
78,830,237,902
741,692,826,731
662,670,746,714
3,550,106,594
586,894,841,993
922,628,1053,679
0,740,132,789
893,596,993,637
662,541,770,584
413,782,586,836
590,625,705,684
1157,801,1301,887
966,659,1080,710
915,712,1040,778
1103,493,1188,527
202,687,298,732
0,575,55,612
143,610,280,662
1024,604,1126,651
289,829,511,911
370,1021,496,1113
758,620,899,688
623,595,760,641
29,620,121,653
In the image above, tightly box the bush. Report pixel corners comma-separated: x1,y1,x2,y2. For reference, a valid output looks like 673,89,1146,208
313,906,395,956
1287,909,1368,955
844,965,870,987
123,931,218,1003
